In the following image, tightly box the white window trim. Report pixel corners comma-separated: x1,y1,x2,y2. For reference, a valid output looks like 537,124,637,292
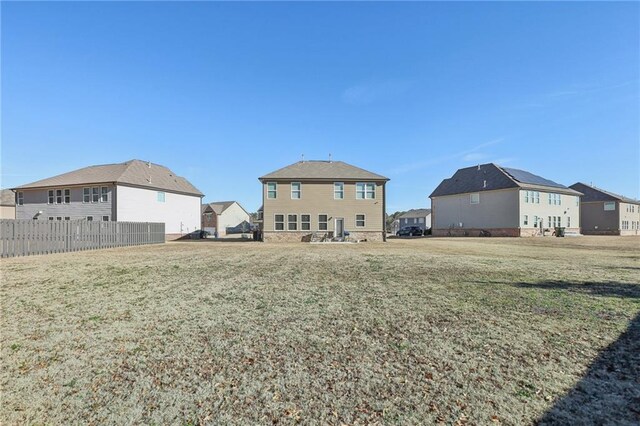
334,182,344,200
274,213,285,231
92,187,100,203
86,216,94,221
287,213,298,231
267,182,277,199
318,213,328,231
157,191,166,203
102,215,110,222
17,191,24,206
355,214,366,228
470,193,480,204
83,187,90,203
356,182,376,200
64,188,71,204
291,182,301,200
604,202,615,211
48,216,54,221
300,213,311,231
100,186,109,203
48,190,54,204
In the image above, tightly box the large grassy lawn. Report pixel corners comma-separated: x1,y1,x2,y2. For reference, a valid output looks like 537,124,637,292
1,237,638,424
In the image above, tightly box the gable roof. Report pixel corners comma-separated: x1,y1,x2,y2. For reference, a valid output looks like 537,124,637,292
202,201,249,216
398,209,432,219
259,160,389,182
430,163,581,197
0,189,15,206
570,182,639,205
13,160,203,196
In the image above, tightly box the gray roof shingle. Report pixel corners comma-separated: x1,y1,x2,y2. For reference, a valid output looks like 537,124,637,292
430,163,581,197
0,189,15,206
569,182,639,205
13,160,203,196
398,209,432,219
202,201,247,215
259,160,389,181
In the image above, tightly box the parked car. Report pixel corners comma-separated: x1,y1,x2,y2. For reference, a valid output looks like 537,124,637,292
396,226,424,237
189,229,211,239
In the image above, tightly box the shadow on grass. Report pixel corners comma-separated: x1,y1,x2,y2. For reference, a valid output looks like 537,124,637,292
526,281,640,424
514,281,640,299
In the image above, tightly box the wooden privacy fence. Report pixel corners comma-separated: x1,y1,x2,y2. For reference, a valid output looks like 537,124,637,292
0,220,165,258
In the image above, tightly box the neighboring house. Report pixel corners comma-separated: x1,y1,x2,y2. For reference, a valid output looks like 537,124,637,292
201,201,251,235
569,183,640,236
12,159,203,238
0,189,16,219
398,209,432,231
430,163,582,237
259,160,389,242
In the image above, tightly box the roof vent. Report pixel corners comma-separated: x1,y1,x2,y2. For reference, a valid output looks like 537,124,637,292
147,161,151,168
329,153,332,163
477,164,481,171
483,180,487,188
301,154,305,162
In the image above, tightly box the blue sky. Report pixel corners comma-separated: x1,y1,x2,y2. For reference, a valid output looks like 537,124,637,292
2,2,638,212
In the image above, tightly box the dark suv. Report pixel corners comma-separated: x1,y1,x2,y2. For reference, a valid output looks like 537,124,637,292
397,226,424,237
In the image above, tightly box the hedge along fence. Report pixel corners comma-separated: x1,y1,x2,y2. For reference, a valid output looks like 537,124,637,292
0,219,165,258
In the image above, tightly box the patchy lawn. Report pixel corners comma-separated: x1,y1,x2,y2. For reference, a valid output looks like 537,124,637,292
1,237,638,424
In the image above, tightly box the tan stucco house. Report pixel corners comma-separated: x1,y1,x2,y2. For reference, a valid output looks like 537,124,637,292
0,189,16,219
258,160,389,242
201,201,251,235
430,163,582,237
569,183,640,236
12,159,203,238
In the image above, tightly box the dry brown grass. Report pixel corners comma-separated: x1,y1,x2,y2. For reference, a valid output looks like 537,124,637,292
1,236,639,425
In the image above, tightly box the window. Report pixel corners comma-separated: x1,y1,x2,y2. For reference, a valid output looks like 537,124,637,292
56,189,63,204
334,182,344,199
470,193,480,204
548,216,552,228
604,202,615,211
101,187,108,202
534,191,540,204
356,183,375,199
533,216,539,227
287,214,298,231
548,193,561,205
267,182,277,199
557,216,561,227
17,191,24,206
291,182,301,199
418,217,424,223
157,191,166,203
83,187,90,203
524,215,528,226
525,191,529,203
274,214,284,231
414,218,418,224
86,216,93,221
92,187,100,203
64,217,70,221
576,196,579,207
301,214,311,231
567,216,571,227
48,190,55,204
64,189,70,204
524,190,539,203
48,217,54,221
356,214,365,227
56,217,62,221
102,215,110,222
318,214,328,231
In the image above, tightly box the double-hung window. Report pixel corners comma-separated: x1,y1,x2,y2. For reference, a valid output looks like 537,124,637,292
56,189,63,204
101,187,108,202
334,182,344,200
83,187,90,203
48,190,55,204
287,214,298,231
157,191,166,203
567,217,571,227
356,183,375,200
301,214,311,231
64,189,70,204
356,214,365,227
92,187,100,203
17,191,24,206
267,182,277,199
523,215,528,226
534,191,540,203
291,182,301,199
318,214,328,231
102,215,110,222
274,214,285,231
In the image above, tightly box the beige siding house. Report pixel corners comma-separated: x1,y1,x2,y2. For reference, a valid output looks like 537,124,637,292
12,160,203,238
259,160,389,242
430,164,582,237
0,189,16,219
201,201,250,235
569,183,640,236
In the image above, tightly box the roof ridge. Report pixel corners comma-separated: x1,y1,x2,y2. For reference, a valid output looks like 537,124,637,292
494,164,521,187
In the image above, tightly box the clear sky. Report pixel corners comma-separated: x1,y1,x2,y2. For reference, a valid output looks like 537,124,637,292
2,2,638,212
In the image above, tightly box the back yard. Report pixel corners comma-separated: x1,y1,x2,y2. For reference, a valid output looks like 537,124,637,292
1,237,638,424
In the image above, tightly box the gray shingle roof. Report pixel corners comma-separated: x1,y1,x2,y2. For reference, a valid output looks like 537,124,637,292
570,182,639,205
259,160,389,181
0,189,15,206
430,163,581,197
13,160,203,196
399,209,432,219
202,201,247,215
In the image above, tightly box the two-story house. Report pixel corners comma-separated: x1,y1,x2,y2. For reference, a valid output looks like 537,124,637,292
430,163,582,237
569,183,640,236
258,160,389,242
201,201,251,236
12,159,203,239
398,209,432,232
